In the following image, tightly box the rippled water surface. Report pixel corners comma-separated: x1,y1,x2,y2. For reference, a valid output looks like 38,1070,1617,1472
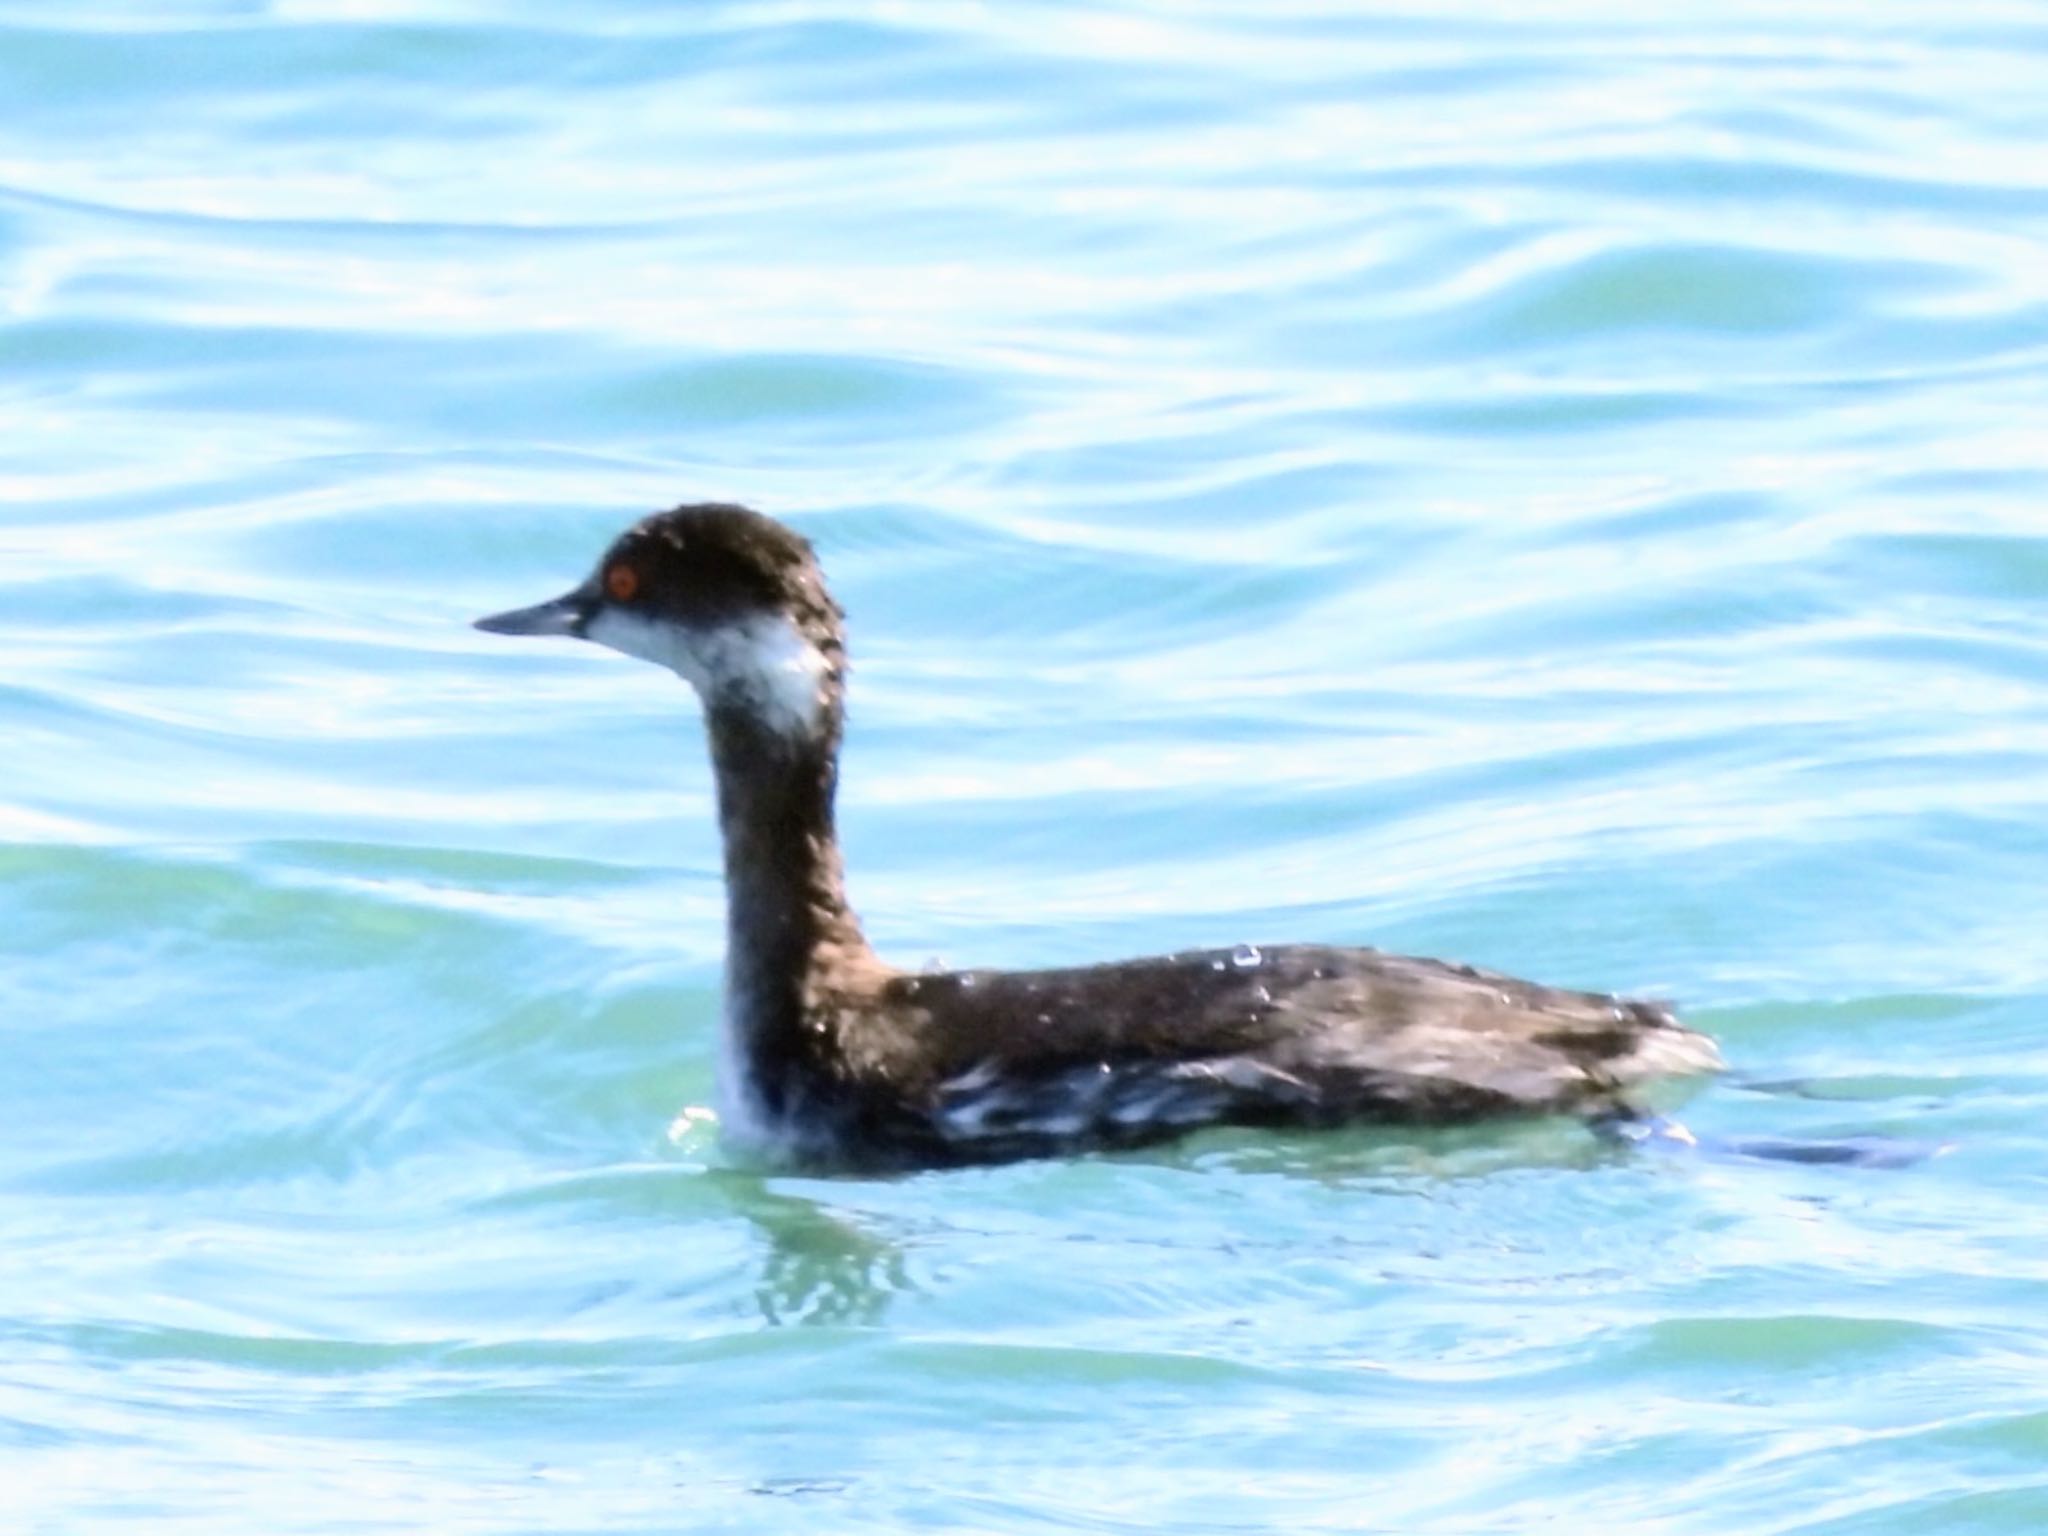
7,2,2048,1530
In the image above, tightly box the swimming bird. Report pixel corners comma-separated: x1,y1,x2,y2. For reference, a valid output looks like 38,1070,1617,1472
476,504,1721,1168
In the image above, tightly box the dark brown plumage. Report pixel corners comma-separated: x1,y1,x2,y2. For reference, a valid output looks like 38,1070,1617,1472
477,503,1722,1169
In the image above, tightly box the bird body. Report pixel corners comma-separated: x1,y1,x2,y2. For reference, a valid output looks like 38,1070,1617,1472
476,504,1720,1169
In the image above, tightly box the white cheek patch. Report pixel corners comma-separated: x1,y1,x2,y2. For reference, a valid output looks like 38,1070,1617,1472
586,607,830,740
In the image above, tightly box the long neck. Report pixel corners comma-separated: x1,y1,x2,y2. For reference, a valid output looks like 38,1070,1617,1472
703,699,876,1122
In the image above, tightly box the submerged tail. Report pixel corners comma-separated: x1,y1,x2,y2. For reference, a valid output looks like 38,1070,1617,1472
1596,1112,1948,1170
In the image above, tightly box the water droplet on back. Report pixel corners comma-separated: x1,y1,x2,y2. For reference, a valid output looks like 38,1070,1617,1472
1231,943,1263,968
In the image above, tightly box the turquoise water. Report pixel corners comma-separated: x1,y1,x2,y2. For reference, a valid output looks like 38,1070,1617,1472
7,1,2048,1528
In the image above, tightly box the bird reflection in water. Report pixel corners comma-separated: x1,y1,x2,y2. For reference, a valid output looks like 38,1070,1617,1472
708,1171,916,1328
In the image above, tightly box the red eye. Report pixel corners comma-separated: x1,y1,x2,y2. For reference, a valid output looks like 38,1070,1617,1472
606,564,640,602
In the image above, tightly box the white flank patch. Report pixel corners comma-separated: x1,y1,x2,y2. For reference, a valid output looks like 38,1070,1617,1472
932,1057,1248,1146
586,608,829,740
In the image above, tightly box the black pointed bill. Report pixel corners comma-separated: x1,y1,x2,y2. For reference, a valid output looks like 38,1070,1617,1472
473,587,594,639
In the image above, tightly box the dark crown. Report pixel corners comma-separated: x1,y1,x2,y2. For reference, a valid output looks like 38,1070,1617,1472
604,503,846,657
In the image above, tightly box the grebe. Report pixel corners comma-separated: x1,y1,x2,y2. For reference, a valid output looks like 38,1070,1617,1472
476,504,1721,1168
